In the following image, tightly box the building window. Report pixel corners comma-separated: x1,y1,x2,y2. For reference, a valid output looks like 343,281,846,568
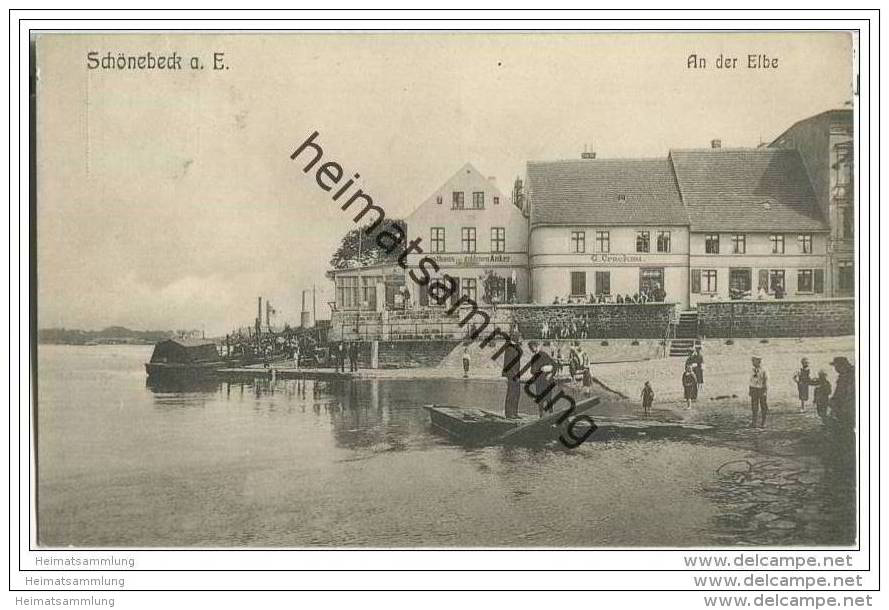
571,230,586,253
769,269,786,293
797,269,814,293
570,271,586,296
692,269,717,294
493,196,500,205
617,194,627,202
436,195,442,205
452,191,464,209
336,276,360,309
705,234,720,254
361,276,382,308
656,231,671,253
841,207,854,239
430,227,446,253
461,278,477,302
636,230,650,253
838,261,854,292
472,191,485,209
814,269,825,294
639,267,664,295
461,227,476,253
596,230,610,253
731,234,746,254
729,268,752,294
595,271,611,295
770,234,785,254
798,233,813,254
491,227,505,253
833,140,853,187
702,270,718,293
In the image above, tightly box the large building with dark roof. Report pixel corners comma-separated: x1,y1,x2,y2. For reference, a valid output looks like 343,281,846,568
526,123,838,307
671,147,830,306
328,109,850,315
527,158,691,305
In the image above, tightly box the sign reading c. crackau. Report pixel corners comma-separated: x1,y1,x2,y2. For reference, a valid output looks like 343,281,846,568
590,253,644,264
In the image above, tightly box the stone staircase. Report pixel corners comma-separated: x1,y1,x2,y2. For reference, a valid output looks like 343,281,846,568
669,310,700,357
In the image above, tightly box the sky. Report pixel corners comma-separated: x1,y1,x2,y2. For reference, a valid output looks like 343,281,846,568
36,32,854,335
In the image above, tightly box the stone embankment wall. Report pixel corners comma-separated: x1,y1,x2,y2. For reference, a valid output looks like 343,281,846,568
697,298,854,338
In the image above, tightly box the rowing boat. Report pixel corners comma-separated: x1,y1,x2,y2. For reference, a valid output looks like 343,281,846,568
423,398,713,446
423,396,600,446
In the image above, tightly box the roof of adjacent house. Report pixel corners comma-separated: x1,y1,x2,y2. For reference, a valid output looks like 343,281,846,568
769,108,853,146
526,158,689,227
669,148,828,232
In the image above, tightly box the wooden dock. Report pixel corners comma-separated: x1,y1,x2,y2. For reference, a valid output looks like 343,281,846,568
214,366,355,381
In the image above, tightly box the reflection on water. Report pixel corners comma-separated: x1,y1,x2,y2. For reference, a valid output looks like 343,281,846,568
37,345,855,547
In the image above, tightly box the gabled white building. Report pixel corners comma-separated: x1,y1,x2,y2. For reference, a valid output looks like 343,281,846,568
403,162,530,306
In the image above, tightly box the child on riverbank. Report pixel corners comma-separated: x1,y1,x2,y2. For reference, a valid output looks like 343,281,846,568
462,346,471,378
682,364,698,409
813,369,832,423
641,381,654,416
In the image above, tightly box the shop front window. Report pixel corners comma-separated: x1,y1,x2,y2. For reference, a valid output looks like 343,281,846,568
769,269,786,292
570,271,586,296
639,267,664,295
797,269,813,293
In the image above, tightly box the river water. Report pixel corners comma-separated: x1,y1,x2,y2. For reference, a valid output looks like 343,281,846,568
36,345,856,547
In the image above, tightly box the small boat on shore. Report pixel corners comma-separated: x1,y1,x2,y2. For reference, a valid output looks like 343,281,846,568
144,338,226,381
424,397,714,446
424,396,600,446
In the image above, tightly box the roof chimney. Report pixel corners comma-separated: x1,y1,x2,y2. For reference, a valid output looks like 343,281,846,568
581,143,596,159
711,139,722,149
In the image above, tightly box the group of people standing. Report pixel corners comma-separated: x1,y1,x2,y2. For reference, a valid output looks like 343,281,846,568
745,354,855,429
792,355,856,428
669,345,855,430
332,341,361,373
681,345,705,409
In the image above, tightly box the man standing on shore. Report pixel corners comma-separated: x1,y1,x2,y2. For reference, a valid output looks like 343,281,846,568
336,341,346,373
348,341,359,372
749,355,769,428
501,337,523,419
527,341,556,416
829,356,855,430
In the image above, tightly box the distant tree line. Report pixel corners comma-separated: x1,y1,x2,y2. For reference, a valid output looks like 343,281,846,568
38,326,177,345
